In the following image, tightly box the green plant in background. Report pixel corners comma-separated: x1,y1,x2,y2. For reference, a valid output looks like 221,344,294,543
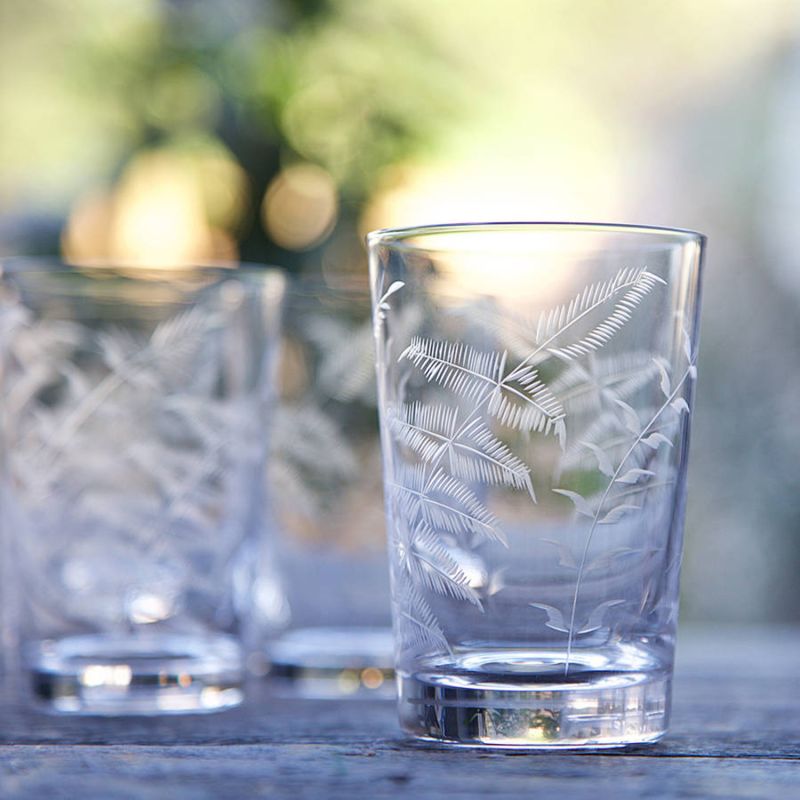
0,0,469,272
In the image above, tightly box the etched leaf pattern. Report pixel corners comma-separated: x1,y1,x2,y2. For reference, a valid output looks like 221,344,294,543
391,464,507,545
552,329,697,670
394,576,451,654
389,402,534,499
539,268,666,360
551,352,662,415
396,521,482,608
377,267,691,662
269,305,379,525
1,306,260,628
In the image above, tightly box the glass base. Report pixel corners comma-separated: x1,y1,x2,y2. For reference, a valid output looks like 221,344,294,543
268,626,395,698
398,647,670,749
26,633,244,715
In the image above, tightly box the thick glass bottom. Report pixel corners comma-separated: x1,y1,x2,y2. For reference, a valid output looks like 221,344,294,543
25,633,244,715
268,627,395,698
398,646,671,749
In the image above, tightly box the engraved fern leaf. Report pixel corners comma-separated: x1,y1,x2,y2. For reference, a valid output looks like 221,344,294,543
391,465,507,545
452,418,535,500
464,268,662,363
397,521,482,607
381,268,674,662
389,402,534,499
272,403,358,478
394,576,451,654
306,316,377,403
46,308,211,454
401,337,505,403
556,347,697,672
559,406,674,477
487,365,566,441
551,352,661,414
389,402,460,462
401,338,566,438
531,599,624,635
536,267,665,359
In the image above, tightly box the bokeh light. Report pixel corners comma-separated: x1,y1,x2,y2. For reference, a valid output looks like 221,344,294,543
262,163,338,251
62,140,246,266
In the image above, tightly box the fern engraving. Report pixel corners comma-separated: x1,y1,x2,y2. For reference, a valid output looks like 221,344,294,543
378,266,676,660
2,303,259,629
531,599,624,635
553,329,697,671
389,402,535,500
394,575,451,655
395,521,482,608
390,464,507,546
550,352,662,415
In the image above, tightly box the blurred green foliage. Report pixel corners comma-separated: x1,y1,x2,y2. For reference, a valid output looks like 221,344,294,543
0,0,469,270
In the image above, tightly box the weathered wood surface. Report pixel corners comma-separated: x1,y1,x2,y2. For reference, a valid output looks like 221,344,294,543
1,626,798,799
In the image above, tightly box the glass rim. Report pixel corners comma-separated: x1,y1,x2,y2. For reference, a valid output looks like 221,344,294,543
0,256,285,277
0,257,287,297
366,221,706,250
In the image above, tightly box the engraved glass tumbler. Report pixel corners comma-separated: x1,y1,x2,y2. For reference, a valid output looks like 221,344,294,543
368,223,705,747
0,261,285,714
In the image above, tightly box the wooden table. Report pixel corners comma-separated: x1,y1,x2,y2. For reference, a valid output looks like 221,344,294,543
1,626,797,799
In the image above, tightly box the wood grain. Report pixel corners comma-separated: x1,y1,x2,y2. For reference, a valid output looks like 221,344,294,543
1,626,797,799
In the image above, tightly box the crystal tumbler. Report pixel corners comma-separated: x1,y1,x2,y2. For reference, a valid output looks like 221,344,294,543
368,223,705,747
262,280,394,697
0,260,285,714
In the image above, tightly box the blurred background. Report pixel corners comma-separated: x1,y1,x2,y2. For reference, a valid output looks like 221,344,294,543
1,0,797,624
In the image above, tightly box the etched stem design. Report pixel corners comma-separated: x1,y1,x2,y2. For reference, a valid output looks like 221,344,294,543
378,267,678,659
409,268,660,490
562,361,695,673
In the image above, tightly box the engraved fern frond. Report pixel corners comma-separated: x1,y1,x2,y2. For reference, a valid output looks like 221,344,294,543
400,337,504,403
551,352,661,414
381,268,677,663
306,315,377,403
46,308,211,454
391,465,507,545
389,403,534,499
398,521,482,607
559,405,675,477
401,338,566,441
271,403,358,483
452,418,535,500
487,364,566,441
559,411,627,475
394,576,451,654
558,348,697,672
535,267,664,359
388,402,460,463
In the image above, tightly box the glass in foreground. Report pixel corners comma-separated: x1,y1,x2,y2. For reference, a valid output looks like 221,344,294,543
369,223,704,747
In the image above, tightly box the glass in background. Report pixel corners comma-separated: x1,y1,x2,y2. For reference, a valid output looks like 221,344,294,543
0,260,285,714
260,280,404,697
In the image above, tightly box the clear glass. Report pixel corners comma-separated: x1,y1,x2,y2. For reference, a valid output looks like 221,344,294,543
262,279,393,697
368,223,705,747
0,260,285,714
